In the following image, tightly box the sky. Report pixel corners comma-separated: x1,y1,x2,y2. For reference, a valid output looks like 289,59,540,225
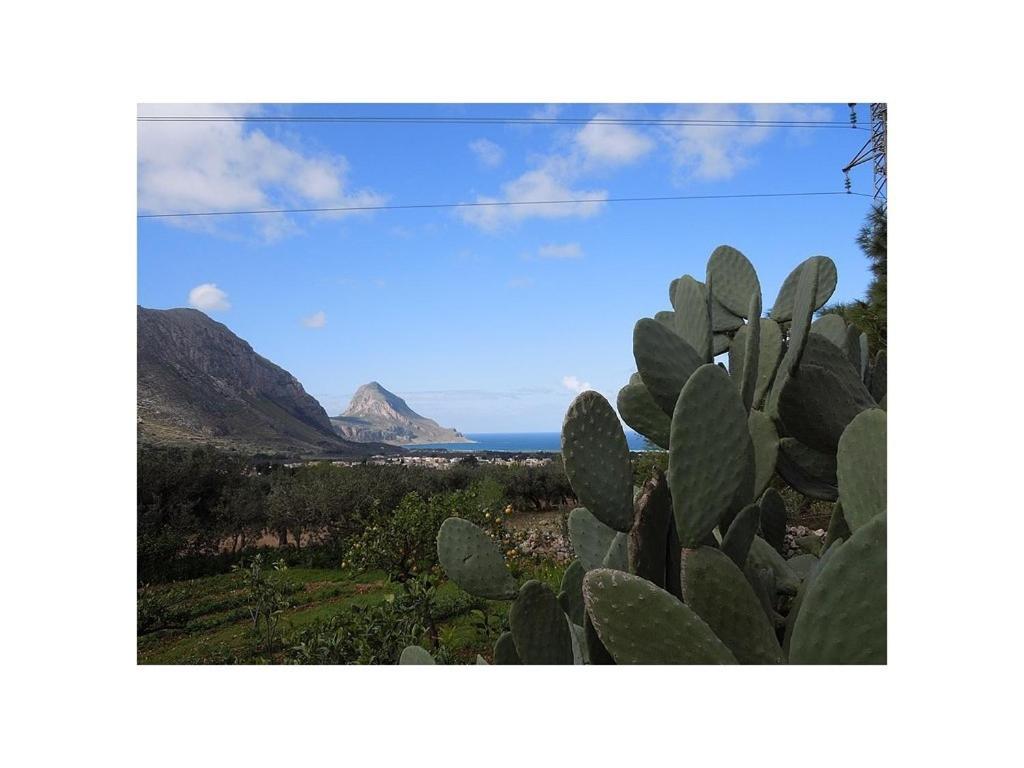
137,103,879,433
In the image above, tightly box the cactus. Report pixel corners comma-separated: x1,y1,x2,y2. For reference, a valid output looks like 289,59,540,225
427,244,884,665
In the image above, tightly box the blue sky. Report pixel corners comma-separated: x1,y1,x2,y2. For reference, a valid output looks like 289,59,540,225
137,103,878,432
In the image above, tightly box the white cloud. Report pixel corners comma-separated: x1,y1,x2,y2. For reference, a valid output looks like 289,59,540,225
137,104,386,239
562,375,592,395
188,283,230,312
574,114,653,167
302,310,327,328
535,242,583,260
660,103,835,181
469,138,504,167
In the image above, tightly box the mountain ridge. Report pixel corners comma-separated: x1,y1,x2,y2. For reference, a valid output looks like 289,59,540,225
331,382,472,445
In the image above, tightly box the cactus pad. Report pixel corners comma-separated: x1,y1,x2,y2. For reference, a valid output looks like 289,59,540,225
758,487,787,554
776,437,839,501
739,292,762,411
617,377,671,449
836,408,887,531
810,313,848,350
783,256,821,376
712,333,732,356
583,568,737,664
509,580,575,665
789,512,886,664
770,255,838,322
436,517,517,599
399,645,436,665
868,349,887,402
747,535,800,595
561,391,634,532
669,364,755,547
673,275,713,361
721,503,760,568
568,507,619,571
493,631,521,665
628,471,673,587
681,546,784,664
824,501,851,550
602,531,629,571
712,297,744,332
748,409,779,500
633,317,704,415
777,363,875,453
707,245,761,317
557,560,586,626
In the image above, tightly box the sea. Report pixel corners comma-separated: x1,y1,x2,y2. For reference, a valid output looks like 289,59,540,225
408,431,650,453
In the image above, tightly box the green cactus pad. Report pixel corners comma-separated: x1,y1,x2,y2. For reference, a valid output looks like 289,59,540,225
681,546,784,664
747,535,801,595
810,313,847,350
633,317,704,415
789,512,886,664
858,333,870,381
669,277,681,308
748,409,779,501
783,256,821,376
767,333,863,427
769,256,838,322
583,568,737,664
712,333,732,356
796,534,824,556
879,394,887,410
509,580,575,665
673,275,713,361
721,503,760,568
754,318,783,407
758,487,787,555
868,349,887,402
739,293,762,411
837,409,887,532
782,538,843,658
707,245,761,317
557,560,586,626
399,645,436,665
669,364,755,547
602,532,629,571
777,363,876,453
728,323,748,380
654,310,676,332
628,471,673,587
776,438,839,501
787,553,819,580
584,612,615,664
712,297,744,332
568,621,588,664
561,391,634,532
824,501,851,551
436,517,517,599
568,507,619,571
493,631,521,665
617,377,671,449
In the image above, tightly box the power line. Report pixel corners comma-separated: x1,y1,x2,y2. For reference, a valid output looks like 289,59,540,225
137,114,867,130
138,190,873,220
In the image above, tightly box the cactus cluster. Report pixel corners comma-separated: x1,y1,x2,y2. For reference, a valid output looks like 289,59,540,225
403,245,886,665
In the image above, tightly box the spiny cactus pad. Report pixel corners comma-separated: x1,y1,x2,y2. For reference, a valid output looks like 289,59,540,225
712,297,744,332
748,409,779,500
789,513,886,664
778,363,876,452
747,536,801,595
810,313,848,350
669,364,755,547
602,531,629,571
837,409,887,531
739,293,762,411
681,547,784,664
583,569,737,664
633,318,704,416
617,377,671,449
509,580,575,665
436,517,517,599
783,256,821,376
399,645,436,665
770,255,838,322
561,391,634,532
776,437,839,501
568,507,619,571
493,631,521,665
824,501,851,550
721,503,760,568
758,487,787,554
557,560,586,626
712,333,732,356
672,275,713,361
869,350,887,402
782,539,843,658
654,310,676,332
707,245,761,317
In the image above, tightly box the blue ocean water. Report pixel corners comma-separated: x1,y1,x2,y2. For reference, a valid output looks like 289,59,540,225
409,431,651,453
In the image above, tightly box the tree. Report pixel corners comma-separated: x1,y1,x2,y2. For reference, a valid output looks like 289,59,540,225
821,203,886,352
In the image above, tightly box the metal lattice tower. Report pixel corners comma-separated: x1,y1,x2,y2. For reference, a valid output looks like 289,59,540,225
843,103,887,200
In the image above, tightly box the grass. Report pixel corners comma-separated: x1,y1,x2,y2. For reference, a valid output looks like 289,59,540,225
138,560,567,665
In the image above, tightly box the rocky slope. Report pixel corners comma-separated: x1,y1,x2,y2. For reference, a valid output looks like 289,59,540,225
331,382,472,445
138,307,395,456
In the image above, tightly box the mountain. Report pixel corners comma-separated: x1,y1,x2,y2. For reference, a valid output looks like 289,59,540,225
137,307,397,456
331,382,472,445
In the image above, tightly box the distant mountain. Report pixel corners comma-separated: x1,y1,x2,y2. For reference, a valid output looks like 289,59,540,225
331,382,472,445
137,307,397,457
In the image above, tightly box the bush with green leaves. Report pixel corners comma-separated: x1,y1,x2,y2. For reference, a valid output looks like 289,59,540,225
231,554,291,654
410,245,886,665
